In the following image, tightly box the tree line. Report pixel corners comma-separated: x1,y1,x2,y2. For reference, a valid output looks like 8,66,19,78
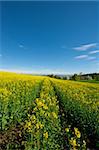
47,73,99,81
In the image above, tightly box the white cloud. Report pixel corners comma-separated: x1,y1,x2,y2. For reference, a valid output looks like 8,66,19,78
18,44,28,50
87,56,96,60
73,43,97,51
89,50,99,54
74,55,88,59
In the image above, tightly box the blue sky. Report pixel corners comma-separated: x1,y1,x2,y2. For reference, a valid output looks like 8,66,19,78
1,1,99,74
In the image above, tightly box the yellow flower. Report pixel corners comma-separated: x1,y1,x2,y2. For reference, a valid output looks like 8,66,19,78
36,122,44,129
65,128,69,132
39,122,44,129
34,107,37,111
38,101,44,107
28,122,31,127
74,127,81,138
40,109,45,115
31,115,36,123
36,98,44,107
36,123,39,129
43,104,48,110
31,115,36,120
52,112,58,119
24,121,32,132
43,132,48,139
73,148,77,150
70,138,77,147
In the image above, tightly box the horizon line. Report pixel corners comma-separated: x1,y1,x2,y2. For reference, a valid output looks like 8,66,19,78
0,69,98,75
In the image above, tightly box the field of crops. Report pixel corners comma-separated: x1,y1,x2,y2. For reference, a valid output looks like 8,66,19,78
0,72,99,150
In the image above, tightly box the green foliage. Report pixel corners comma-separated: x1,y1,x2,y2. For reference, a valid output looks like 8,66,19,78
71,74,80,81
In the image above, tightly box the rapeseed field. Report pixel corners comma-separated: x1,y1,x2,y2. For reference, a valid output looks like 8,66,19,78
0,72,99,149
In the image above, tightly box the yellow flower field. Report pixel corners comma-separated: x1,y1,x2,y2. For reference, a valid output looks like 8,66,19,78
0,72,99,149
